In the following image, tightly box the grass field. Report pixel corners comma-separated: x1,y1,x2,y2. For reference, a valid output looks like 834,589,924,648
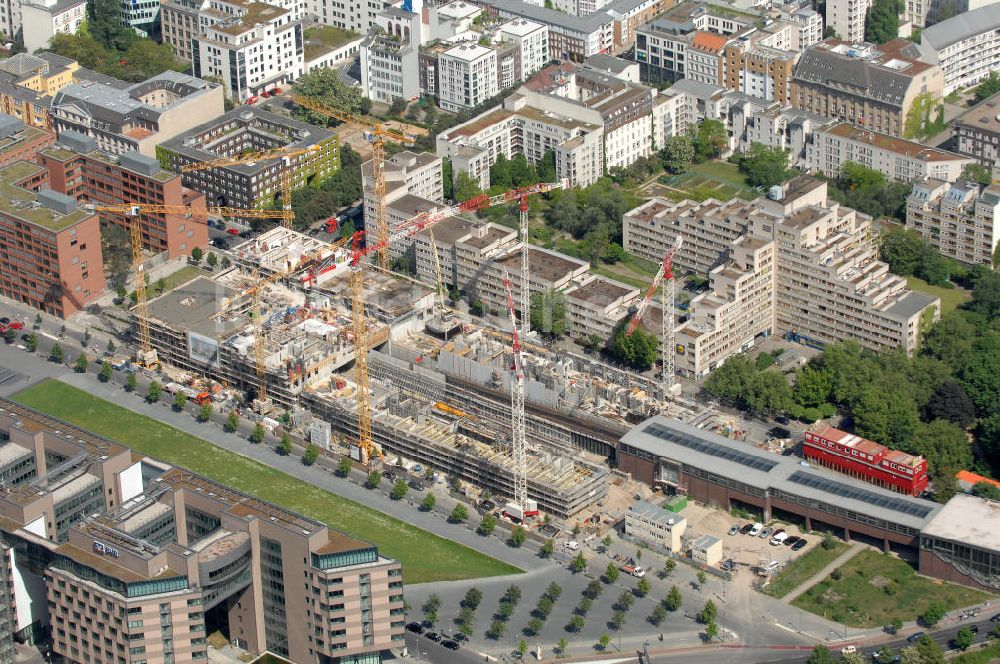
764,542,849,599
906,276,971,315
659,161,757,202
14,380,523,584
792,550,991,627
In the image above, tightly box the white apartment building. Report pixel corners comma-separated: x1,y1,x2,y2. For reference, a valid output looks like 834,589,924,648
438,61,672,189
624,501,686,552
308,0,382,32
0,0,19,40
497,19,549,81
807,121,972,182
362,150,443,222
20,0,85,54
193,0,303,101
438,43,499,112
919,4,1000,95
624,178,940,378
907,180,1000,267
825,0,870,43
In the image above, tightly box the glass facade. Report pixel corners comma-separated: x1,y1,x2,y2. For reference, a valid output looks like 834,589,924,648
921,536,1000,590
185,507,220,544
311,547,378,571
126,576,189,598
260,537,288,658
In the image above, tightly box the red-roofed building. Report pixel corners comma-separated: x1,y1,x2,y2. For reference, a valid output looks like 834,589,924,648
686,31,728,85
956,470,1000,492
804,424,928,496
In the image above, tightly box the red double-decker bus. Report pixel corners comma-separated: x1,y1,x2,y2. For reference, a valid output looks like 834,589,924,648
803,425,928,496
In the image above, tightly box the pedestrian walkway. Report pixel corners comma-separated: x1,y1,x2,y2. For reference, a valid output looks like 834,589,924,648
783,542,865,603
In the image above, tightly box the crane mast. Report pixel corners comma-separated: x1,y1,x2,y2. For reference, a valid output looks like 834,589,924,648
519,196,530,338
129,216,157,368
626,236,683,402
502,270,528,514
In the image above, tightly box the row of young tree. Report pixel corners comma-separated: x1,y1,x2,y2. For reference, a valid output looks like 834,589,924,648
703,269,1000,500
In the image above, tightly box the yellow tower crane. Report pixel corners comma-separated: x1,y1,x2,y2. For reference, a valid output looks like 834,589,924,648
179,145,325,228
290,96,412,269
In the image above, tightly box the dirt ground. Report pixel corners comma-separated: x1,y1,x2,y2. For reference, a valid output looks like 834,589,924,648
678,500,818,572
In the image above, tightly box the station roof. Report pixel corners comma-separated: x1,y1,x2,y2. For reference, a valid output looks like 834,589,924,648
922,494,1000,551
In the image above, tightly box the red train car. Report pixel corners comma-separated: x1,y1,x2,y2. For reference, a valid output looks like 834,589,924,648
803,425,928,496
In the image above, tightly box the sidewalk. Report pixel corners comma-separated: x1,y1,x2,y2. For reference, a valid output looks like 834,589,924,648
783,542,865,604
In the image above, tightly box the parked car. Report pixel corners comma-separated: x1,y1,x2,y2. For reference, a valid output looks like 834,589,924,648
261,91,271,98
226,227,240,235
771,528,785,538
775,415,791,425
420,620,433,629
245,96,258,104
381,470,395,481
740,524,754,535
840,646,857,655
721,559,736,571
907,632,925,643
0,317,9,324
442,640,459,650
766,560,780,571
770,532,789,546
451,633,467,642
408,479,424,491
406,622,423,634
728,525,740,536
791,538,808,551
272,86,283,94
783,536,800,547
425,632,441,642
564,540,579,550
758,526,773,539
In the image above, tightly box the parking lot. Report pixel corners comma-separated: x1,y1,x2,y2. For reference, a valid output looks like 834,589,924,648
678,501,818,573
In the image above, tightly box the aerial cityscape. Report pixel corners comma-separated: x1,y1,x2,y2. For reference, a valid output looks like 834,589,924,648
0,0,997,661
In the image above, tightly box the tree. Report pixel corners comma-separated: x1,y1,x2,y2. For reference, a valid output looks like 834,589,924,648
609,319,658,370
125,372,136,393
367,471,381,488
421,492,436,511
33,313,42,329
221,256,231,269
615,591,633,611
74,353,88,373
206,252,218,269
98,360,112,382
82,329,91,347
172,391,187,411
146,381,162,403
505,585,522,605
664,585,683,611
25,333,37,353
853,387,920,448
450,504,469,523
920,602,946,626
453,171,482,203
704,620,719,642
50,343,64,363
737,143,794,189
576,597,592,615
975,71,1000,101
661,135,695,174
460,587,482,611
478,512,497,535
250,423,265,444
517,639,528,657
154,278,166,296
391,478,408,500
696,570,707,588
697,600,717,624
537,596,555,618
584,580,602,599
301,443,319,465
953,625,974,650
649,603,668,625
691,119,728,162
191,246,203,263
541,539,554,557
880,228,926,277
529,289,568,338
908,635,945,664
604,563,619,584
497,602,514,620
598,634,611,651
106,338,116,354
961,162,992,186
486,619,505,639
388,96,408,117
545,582,562,602
335,457,352,477
611,610,626,629
806,645,836,664
971,481,1000,500
195,402,212,423
662,559,677,578
293,68,371,119
557,637,568,656
923,380,976,428
571,552,586,573
510,525,526,547
865,0,900,43
875,648,896,663
602,534,613,548
224,412,239,433
636,577,650,597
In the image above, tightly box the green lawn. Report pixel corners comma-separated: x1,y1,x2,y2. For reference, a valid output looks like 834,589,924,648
906,276,971,315
659,161,757,202
14,380,522,585
764,541,849,599
792,550,992,627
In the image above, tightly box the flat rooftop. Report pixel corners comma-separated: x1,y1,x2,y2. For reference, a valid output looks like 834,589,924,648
566,276,637,307
418,214,477,245
920,493,1000,550
145,275,244,339
955,93,1000,134
498,246,588,283
0,161,93,231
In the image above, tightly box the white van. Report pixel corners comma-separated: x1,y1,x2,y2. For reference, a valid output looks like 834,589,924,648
748,522,764,537
563,540,579,551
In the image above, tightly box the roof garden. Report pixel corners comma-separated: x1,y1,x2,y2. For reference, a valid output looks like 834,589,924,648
0,162,93,231
304,25,361,60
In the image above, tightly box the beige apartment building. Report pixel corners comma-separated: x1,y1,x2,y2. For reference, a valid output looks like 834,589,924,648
0,398,405,664
907,180,1000,267
623,177,940,377
563,275,640,341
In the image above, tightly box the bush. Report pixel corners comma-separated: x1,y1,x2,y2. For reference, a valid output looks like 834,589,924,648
249,423,265,444
478,513,497,535
172,391,187,411
367,471,381,488
125,373,136,392
604,563,619,584
921,602,946,627
198,402,213,422
224,412,239,433
821,532,836,550
337,457,352,476
450,504,469,523
302,444,319,466
510,525,526,547
391,479,408,500
279,433,292,455
421,492,436,511
98,360,112,382
146,381,161,404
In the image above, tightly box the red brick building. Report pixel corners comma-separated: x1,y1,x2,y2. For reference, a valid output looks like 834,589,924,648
41,134,208,259
0,114,55,168
0,161,105,317
804,424,929,496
